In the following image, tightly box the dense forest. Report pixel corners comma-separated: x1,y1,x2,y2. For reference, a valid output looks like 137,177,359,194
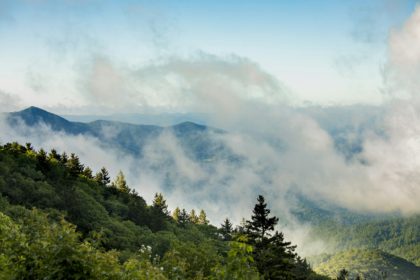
314,248,420,279
309,216,420,267
0,141,330,279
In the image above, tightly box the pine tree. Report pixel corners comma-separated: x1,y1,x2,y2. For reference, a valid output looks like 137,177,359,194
113,170,130,193
189,209,198,224
36,148,48,171
246,195,278,241
67,153,84,176
82,167,93,179
48,149,61,161
234,218,247,235
149,193,169,232
95,167,110,186
60,152,68,164
152,193,169,215
220,218,233,241
172,207,181,222
198,209,209,225
178,208,189,226
245,195,298,279
37,148,47,161
25,142,33,151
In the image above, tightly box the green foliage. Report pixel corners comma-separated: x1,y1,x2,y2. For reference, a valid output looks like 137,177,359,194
336,269,349,280
67,153,84,176
314,248,420,280
153,193,169,215
95,167,110,186
220,218,233,241
310,214,420,266
0,209,104,279
210,236,261,280
113,170,131,193
172,206,181,222
0,142,325,279
246,195,279,241
245,195,318,279
198,209,209,225
162,240,221,279
178,208,189,226
150,193,170,232
0,209,168,279
189,209,199,224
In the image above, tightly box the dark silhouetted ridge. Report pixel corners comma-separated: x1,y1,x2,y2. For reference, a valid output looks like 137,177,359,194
8,106,90,134
171,121,208,135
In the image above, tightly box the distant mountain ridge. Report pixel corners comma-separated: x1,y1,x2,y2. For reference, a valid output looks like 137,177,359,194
63,111,209,126
6,106,225,161
7,106,209,135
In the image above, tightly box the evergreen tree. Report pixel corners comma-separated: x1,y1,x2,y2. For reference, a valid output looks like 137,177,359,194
37,148,47,161
36,148,48,171
172,207,181,222
60,152,68,164
189,209,198,224
220,218,233,241
246,195,278,241
245,195,300,279
178,208,189,226
152,193,169,215
234,218,247,235
95,167,110,186
291,256,313,278
25,142,33,151
82,167,93,179
113,170,130,193
47,149,61,161
150,193,169,231
67,153,84,176
198,209,209,225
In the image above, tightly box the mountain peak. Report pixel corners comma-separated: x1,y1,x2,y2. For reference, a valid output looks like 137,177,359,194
18,106,61,116
8,106,91,135
10,106,69,125
23,106,48,112
172,121,207,131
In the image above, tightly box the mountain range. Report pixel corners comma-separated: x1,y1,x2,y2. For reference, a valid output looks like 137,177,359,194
3,106,420,278
6,106,226,161
1,106,395,221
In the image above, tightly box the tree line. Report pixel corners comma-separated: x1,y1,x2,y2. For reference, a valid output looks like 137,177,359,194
0,141,370,279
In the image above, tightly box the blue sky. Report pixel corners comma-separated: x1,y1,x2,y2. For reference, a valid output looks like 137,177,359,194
0,0,417,112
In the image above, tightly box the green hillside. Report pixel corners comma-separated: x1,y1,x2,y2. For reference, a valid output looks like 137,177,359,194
0,141,325,279
309,215,420,266
314,248,420,280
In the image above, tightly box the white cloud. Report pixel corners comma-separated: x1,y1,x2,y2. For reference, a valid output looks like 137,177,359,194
80,52,289,114
0,91,22,112
384,5,420,98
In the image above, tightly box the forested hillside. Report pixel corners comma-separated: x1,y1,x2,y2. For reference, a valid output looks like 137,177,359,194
294,197,420,278
0,141,326,279
314,249,420,279
310,216,420,266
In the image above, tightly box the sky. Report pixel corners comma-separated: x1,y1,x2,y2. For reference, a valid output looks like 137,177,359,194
0,0,417,113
